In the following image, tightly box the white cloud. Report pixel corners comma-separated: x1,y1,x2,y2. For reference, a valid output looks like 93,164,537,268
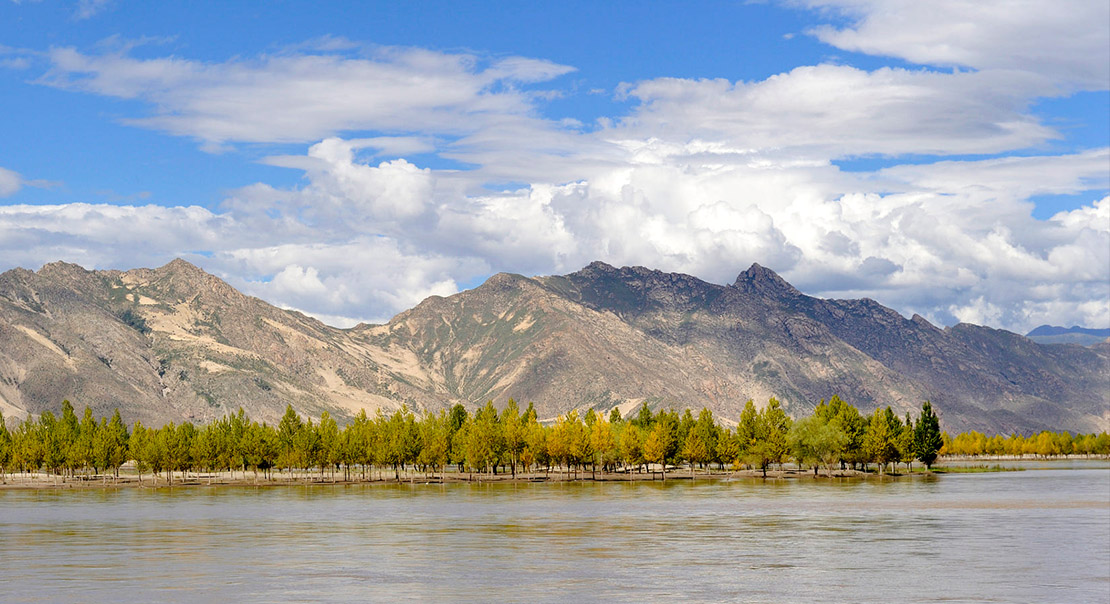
614,65,1056,157
804,0,1110,90
218,238,485,324
40,45,575,146
74,0,113,20
0,167,61,198
0,167,22,197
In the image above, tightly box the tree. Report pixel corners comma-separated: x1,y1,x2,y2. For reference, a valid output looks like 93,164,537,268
752,398,791,477
632,404,654,430
817,396,867,469
73,407,97,477
897,412,916,472
58,400,80,477
295,418,321,481
864,408,900,474
130,421,151,484
502,399,525,478
618,422,644,472
278,405,304,476
643,421,673,480
683,408,718,476
465,401,504,478
717,428,742,470
227,408,248,478
788,415,847,476
589,415,617,478
317,411,340,481
914,401,943,469
0,410,11,483
736,399,761,461
447,404,469,470
418,410,450,478
550,410,586,478
164,422,196,484
521,415,547,474
40,411,66,480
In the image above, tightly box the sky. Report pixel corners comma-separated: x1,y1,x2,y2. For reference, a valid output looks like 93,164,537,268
0,0,1107,332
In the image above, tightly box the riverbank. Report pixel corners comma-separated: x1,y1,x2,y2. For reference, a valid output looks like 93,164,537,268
5,455,1104,490
0,467,880,489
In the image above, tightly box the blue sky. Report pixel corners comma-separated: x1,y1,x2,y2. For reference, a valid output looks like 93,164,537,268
1,0,1107,331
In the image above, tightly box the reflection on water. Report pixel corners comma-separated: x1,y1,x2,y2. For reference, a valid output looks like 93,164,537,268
2,465,1108,603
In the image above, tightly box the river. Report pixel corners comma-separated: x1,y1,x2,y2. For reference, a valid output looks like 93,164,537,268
2,461,1108,603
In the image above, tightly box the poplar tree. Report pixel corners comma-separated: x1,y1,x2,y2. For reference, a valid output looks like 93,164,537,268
643,421,673,480
914,401,943,469
0,410,10,482
317,411,339,481
618,422,644,473
864,408,900,474
589,415,617,477
788,415,846,476
418,410,449,478
278,405,303,476
502,399,525,477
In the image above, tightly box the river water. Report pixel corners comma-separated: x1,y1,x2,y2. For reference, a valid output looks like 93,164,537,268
2,462,1108,603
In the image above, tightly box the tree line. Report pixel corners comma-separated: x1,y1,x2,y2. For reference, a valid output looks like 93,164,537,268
941,429,1110,458
0,397,1103,485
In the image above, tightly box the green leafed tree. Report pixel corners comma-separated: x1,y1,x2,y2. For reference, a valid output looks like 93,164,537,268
501,399,525,478
864,407,901,474
914,401,943,469
788,414,847,476
0,410,11,482
643,421,673,480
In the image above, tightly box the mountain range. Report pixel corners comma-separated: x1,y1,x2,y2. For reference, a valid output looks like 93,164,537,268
1026,325,1110,347
1,259,1106,434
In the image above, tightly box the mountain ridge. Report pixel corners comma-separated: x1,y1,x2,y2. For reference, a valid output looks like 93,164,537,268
1,259,1106,434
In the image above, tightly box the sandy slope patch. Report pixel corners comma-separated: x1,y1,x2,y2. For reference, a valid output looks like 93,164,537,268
199,360,233,374
0,390,29,421
262,317,328,350
513,315,535,332
15,326,74,368
614,399,644,418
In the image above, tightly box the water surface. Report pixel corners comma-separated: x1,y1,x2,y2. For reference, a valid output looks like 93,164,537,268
2,464,1108,603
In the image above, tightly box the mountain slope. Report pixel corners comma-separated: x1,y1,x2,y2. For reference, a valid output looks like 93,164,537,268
0,259,1106,433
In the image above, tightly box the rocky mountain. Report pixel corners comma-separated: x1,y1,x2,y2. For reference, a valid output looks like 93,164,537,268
0,259,1106,434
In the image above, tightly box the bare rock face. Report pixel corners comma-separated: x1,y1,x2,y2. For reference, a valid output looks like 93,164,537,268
1,259,1106,433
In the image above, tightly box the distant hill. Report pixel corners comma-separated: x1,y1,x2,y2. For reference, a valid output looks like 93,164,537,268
1,259,1107,434
1026,325,1110,347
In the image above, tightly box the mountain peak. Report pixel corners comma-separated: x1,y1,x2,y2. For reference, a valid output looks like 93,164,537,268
158,258,208,277
732,263,802,298
578,260,618,275
38,260,92,279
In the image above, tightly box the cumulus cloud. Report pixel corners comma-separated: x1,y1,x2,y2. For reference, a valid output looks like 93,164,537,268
0,202,231,271
217,238,486,326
